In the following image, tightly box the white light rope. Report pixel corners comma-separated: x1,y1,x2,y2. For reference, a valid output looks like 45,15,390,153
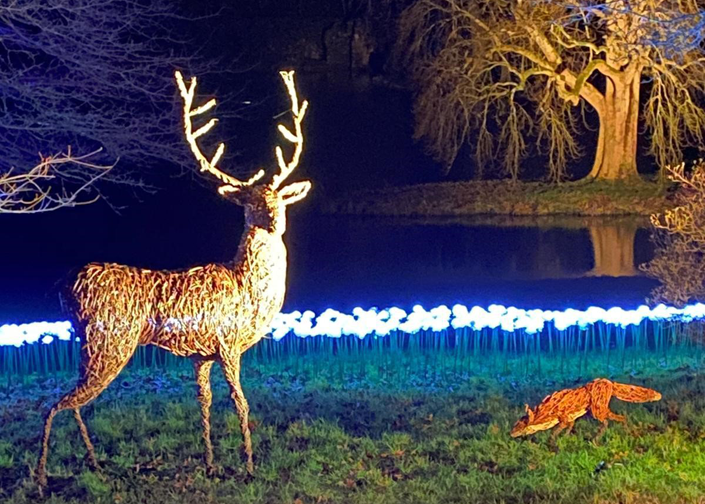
2,302,705,347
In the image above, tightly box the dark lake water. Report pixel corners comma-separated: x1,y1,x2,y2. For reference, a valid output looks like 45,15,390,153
0,196,657,325
287,214,657,313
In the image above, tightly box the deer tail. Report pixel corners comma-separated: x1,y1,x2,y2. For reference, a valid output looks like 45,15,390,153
612,382,662,403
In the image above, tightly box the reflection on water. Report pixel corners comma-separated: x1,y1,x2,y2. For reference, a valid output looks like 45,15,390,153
286,214,656,312
296,215,650,280
0,213,656,323
588,219,643,277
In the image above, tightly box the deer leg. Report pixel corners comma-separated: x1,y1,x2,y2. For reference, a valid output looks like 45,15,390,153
37,406,59,489
74,408,98,470
193,359,216,475
37,327,139,488
221,354,254,474
37,383,107,488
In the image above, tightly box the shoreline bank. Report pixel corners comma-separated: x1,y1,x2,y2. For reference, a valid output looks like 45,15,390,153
323,180,671,217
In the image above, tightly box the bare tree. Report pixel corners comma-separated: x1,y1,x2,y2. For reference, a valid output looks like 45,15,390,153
650,161,705,243
0,0,229,204
641,231,705,306
641,162,705,305
398,0,705,181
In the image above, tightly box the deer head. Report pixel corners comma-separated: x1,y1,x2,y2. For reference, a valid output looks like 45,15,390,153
175,70,311,235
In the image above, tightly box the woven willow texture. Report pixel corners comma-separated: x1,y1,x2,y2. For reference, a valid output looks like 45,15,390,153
36,71,311,489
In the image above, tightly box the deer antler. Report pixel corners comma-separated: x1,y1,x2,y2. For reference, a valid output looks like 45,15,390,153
271,70,309,190
175,71,264,194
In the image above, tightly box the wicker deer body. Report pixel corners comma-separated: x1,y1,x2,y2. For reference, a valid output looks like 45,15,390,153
36,71,310,487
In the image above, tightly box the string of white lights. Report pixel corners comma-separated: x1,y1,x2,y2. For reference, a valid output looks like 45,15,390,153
2,303,705,347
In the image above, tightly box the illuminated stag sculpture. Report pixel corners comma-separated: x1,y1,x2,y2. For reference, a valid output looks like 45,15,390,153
36,70,310,487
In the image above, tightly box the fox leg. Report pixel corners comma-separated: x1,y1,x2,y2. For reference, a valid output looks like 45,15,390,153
591,405,626,442
550,420,571,440
564,420,576,435
594,421,609,442
593,412,626,441
607,411,626,424
549,417,574,450
550,425,565,441
592,407,617,442
589,385,619,442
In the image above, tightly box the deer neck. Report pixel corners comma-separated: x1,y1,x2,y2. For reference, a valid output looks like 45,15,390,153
233,225,288,294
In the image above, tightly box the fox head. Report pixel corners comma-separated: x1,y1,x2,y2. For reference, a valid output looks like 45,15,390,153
510,404,537,438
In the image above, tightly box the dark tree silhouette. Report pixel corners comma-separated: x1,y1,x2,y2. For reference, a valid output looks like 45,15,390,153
0,0,228,211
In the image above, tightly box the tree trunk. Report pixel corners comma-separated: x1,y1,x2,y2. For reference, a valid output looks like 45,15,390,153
587,72,641,180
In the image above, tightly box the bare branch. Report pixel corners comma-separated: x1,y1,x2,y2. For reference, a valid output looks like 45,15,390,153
644,54,705,169
0,0,240,187
0,149,114,213
643,160,705,305
650,162,705,243
640,232,705,307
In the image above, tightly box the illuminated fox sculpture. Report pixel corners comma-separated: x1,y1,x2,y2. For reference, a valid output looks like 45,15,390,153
510,378,661,440
36,70,310,487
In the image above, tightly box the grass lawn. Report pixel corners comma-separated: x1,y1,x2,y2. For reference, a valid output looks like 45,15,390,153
1,355,704,504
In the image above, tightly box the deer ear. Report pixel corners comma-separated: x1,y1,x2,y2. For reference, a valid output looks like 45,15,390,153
525,404,534,422
280,180,311,206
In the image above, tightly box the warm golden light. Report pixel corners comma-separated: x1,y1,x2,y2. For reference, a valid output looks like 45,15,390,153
510,378,661,439
272,70,308,190
174,70,265,192
36,70,311,489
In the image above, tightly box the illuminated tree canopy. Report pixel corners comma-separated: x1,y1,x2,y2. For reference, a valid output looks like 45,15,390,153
399,0,705,181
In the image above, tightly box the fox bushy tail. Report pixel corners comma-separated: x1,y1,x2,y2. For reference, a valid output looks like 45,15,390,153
612,382,662,403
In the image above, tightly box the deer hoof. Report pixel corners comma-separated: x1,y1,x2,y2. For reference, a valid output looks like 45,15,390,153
85,455,100,472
